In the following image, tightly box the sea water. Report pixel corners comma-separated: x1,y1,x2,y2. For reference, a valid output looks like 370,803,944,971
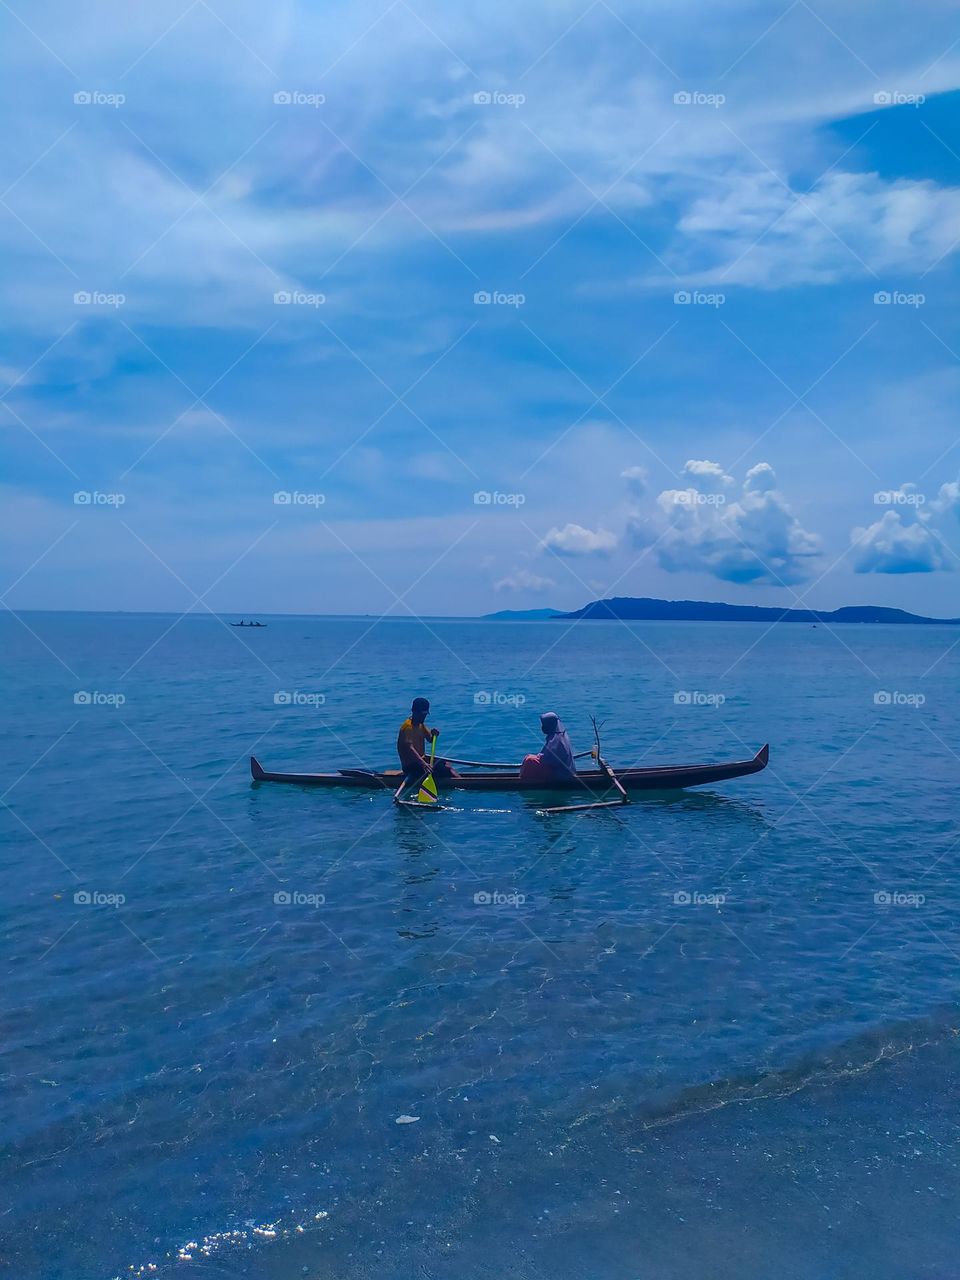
2,613,958,1278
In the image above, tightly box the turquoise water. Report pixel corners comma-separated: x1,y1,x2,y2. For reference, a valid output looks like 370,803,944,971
3,613,959,1278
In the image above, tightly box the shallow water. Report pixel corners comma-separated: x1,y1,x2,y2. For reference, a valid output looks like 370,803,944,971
2,613,958,1278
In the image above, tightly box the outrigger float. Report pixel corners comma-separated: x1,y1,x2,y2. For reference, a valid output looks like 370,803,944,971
250,720,769,816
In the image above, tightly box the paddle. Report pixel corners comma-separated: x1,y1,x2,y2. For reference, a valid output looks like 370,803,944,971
393,775,411,804
395,733,442,809
416,733,440,805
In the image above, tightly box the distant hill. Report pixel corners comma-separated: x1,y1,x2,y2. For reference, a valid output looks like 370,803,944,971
556,597,960,625
483,607,563,621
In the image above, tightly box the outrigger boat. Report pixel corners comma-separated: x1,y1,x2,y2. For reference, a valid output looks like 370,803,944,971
250,742,769,801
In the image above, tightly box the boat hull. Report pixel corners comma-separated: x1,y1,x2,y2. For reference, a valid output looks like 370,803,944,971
250,745,769,793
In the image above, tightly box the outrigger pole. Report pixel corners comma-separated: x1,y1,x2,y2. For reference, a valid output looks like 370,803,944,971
442,750,595,770
537,716,632,816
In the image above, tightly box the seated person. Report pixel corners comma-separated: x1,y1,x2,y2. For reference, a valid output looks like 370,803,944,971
519,712,576,783
397,697,457,780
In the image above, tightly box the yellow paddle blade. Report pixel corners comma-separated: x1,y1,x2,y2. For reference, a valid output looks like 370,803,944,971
417,774,439,804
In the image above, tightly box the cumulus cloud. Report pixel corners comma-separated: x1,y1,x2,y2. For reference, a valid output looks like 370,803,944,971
621,465,648,497
542,523,617,557
627,460,820,585
851,510,949,574
849,479,960,574
681,459,734,492
932,476,960,516
494,568,556,592
744,462,777,494
651,459,735,519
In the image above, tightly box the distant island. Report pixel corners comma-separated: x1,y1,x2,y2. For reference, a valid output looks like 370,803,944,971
483,597,960,625
483,608,564,621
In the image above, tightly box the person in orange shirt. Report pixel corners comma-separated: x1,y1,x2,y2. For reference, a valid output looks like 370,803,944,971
397,697,458,782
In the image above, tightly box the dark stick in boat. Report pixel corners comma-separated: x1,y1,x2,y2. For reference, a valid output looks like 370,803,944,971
538,716,631,816
546,719,625,814
591,716,629,804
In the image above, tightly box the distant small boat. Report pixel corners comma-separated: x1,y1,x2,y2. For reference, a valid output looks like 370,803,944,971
231,621,267,627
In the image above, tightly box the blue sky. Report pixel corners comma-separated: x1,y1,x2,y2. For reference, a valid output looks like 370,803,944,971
3,0,960,615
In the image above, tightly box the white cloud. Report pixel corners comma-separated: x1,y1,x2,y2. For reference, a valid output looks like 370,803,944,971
621,465,648,496
542,523,617,556
494,567,556,592
852,510,950,574
744,462,777,494
6,0,959,347
671,171,960,288
628,461,820,585
848,476,960,573
682,459,734,492
933,475,960,516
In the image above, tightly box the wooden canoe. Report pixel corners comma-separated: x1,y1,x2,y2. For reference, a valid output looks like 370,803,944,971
250,744,768,793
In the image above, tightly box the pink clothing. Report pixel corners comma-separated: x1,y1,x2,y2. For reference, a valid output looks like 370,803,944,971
519,753,553,782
